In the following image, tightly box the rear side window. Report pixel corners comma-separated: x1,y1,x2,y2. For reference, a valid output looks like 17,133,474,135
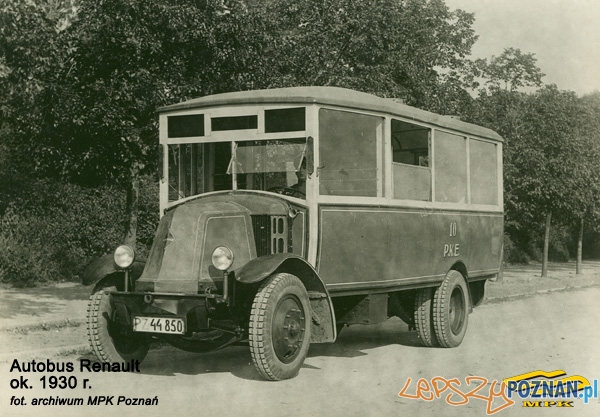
470,139,498,205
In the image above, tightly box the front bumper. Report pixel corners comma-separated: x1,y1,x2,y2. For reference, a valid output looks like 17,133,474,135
108,291,225,335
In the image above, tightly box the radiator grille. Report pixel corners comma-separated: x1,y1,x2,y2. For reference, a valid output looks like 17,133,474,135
251,215,288,257
251,215,271,257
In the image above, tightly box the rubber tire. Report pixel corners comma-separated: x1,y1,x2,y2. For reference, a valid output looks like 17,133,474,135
87,288,150,363
433,270,469,348
249,273,311,381
414,288,439,347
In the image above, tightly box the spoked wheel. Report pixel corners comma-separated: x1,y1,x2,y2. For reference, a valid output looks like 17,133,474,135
414,288,439,347
87,287,150,362
249,273,311,380
433,270,470,348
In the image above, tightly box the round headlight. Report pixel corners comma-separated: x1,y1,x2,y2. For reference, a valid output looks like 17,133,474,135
114,245,135,269
212,246,234,271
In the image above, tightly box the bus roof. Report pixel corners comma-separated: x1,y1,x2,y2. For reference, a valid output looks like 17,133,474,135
158,86,503,142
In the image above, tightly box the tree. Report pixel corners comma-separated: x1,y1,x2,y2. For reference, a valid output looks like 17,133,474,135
464,50,600,275
24,0,258,247
249,0,479,114
0,0,76,179
476,47,545,93
8,0,482,246
573,92,600,273
472,86,594,275
3,0,483,254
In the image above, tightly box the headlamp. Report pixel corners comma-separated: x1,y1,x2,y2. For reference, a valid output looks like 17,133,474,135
114,245,135,269
211,246,234,271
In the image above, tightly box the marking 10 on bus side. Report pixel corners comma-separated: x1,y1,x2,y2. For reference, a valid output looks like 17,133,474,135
444,222,460,258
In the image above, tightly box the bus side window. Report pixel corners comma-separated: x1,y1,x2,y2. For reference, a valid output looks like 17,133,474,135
470,139,498,205
319,109,381,197
434,131,467,203
391,119,431,201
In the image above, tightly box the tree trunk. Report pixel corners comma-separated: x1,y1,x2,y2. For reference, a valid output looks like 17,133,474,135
123,172,139,248
541,212,551,277
576,218,584,274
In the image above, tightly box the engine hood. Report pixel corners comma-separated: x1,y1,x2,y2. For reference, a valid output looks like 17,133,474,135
137,193,295,293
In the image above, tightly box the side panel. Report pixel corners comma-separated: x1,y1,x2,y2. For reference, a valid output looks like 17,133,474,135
316,205,502,293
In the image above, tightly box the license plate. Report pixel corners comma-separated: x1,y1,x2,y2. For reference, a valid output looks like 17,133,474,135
133,316,186,335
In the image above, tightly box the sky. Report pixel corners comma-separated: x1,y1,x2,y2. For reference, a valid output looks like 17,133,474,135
444,0,600,96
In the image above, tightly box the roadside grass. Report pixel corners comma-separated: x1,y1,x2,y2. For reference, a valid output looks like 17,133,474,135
5,318,84,335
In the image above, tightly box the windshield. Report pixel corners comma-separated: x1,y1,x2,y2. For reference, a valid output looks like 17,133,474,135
168,138,307,202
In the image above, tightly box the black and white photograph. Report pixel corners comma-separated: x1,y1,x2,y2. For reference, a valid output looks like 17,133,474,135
1,0,599,416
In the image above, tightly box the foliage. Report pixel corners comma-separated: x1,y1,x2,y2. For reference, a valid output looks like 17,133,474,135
582,227,600,259
504,225,573,264
0,0,76,174
250,0,479,114
1,0,488,285
576,91,600,229
2,0,600,284
475,48,544,92
503,234,530,264
465,49,600,264
9,0,482,187
42,0,233,183
0,176,158,287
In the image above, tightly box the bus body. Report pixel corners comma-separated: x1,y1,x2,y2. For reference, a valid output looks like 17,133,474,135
83,87,503,380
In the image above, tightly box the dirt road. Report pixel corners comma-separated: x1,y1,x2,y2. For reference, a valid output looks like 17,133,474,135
1,286,599,417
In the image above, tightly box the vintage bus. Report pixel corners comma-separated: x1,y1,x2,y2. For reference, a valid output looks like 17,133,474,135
83,87,503,380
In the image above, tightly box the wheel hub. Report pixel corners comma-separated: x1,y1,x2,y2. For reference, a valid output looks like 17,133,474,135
449,287,465,335
273,297,306,363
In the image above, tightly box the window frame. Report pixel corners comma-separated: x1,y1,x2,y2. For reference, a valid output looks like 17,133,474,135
389,118,433,201
316,107,384,198
159,103,503,214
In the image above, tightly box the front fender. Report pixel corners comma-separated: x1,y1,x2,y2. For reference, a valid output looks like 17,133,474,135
82,254,146,286
235,254,337,343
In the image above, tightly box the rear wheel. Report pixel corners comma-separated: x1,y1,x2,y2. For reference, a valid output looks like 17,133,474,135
433,270,469,348
249,273,311,380
414,288,439,347
87,287,150,363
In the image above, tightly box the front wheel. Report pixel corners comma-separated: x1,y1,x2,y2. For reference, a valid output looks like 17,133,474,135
249,273,311,380
433,270,470,348
87,288,150,363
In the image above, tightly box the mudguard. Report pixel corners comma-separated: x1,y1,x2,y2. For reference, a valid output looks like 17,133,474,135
235,253,337,343
450,261,474,313
82,254,146,287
